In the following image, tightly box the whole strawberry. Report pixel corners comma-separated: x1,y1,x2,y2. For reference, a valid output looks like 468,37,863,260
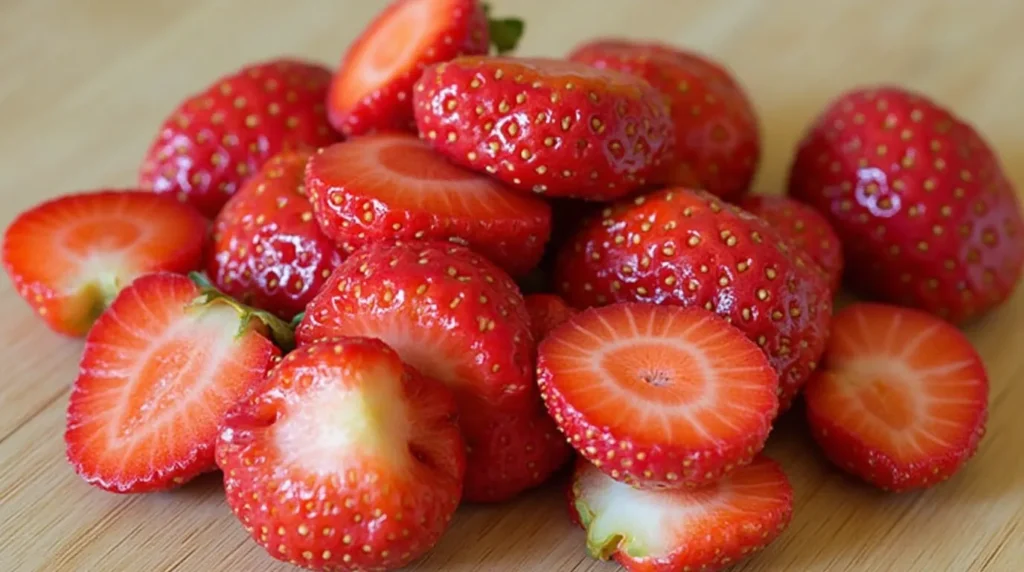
413,56,675,201
554,187,832,410
788,86,1024,323
140,58,340,218
208,150,345,320
569,39,760,200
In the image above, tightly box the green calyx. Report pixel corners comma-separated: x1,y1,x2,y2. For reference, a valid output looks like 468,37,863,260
187,272,296,352
482,2,525,55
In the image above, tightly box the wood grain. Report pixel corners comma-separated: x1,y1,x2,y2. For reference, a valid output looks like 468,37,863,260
1,1,1022,570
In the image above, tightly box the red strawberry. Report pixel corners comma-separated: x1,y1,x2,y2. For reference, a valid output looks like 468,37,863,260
804,303,988,492
554,187,832,410
569,39,760,200
296,241,536,414
538,303,779,489
413,56,675,200
524,293,576,342
738,194,844,293
304,133,551,277
217,337,465,571
787,86,1024,324
64,272,285,493
208,150,345,320
139,58,340,218
327,0,524,136
569,454,794,572
2,190,206,336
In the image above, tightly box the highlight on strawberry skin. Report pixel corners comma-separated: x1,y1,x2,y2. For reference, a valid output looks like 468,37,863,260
804,302,990,492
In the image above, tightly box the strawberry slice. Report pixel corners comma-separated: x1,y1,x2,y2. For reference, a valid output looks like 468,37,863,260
327,0,523,136
305,133,551,277
524,293,577,342
216,337,465,571
2,190,207,336
569,455,794,572
804,302,989,492
537,303,779,490
64,272,286,493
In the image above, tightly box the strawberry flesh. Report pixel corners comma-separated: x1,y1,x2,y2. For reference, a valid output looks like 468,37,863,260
804,302,988,492
64,273,281,493
538,302,779,489
2,190,207,336
305,133,551,277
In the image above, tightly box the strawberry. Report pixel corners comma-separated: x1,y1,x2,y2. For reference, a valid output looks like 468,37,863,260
139,58,340,218
413,56,675,200
554,187,832,410
216,337,465,571
208,150,345,320
2,190,206,337
569,39,760,200
64,272,286,493
804,302,989,492
537,302,779,490
327,0,524,136
569,454,794,572
524,293,576,342
737,194,844,293
787,86,1024,324
304,133,551,277
296,241,536,414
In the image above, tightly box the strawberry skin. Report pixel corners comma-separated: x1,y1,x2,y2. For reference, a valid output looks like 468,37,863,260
208,150,345,320
569,39,760,200
413,56,675,200
216,337,465,571
140,58,340,218
65,273,282,493
738,194,844,293
2,190,207,336
569,455,794,572
304,133,551,277
804,303,988,492
787,86,1024,323
524,293,577,342
554,187,832,410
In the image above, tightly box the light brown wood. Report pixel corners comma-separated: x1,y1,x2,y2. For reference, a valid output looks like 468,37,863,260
1,1,1022,570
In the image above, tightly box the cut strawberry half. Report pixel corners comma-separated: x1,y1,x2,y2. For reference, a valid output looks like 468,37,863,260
569,455,794,572
65,272,286,493
537,302,779,489
804,302,989,492
305,133,550,277
2,190,207,336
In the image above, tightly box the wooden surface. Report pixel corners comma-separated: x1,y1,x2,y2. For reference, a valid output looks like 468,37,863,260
1,1,1022,570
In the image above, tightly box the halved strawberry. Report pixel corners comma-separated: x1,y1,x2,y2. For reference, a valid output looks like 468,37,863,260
305,133,551,277
327,0,523,136
569,455,794,572
2,190,207,336
804,302,989,492
537,302,779,490
217,337,465,571
64,272,287,493
524,293,576,342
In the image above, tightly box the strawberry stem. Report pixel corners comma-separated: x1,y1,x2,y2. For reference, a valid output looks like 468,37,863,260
187,272,296,351
482,2,524,54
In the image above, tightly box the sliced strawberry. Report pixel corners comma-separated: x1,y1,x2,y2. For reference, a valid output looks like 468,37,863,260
305,133,551,277
2,190,207,336
216,337,464,571
804,302,989,492
64,272,284,493
537,302,779,490
569,455,794,572
524,293,577,342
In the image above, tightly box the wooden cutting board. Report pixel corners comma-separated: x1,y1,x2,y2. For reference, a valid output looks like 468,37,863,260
1,1,1021,570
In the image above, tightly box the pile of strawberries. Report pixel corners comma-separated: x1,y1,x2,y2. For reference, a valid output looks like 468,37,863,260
3,1,1020,571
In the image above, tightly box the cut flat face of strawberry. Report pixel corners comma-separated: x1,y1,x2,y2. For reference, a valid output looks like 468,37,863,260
305,133,551,277
2,190,207,336
569,455,794,572
64,273,282,493
804,302,989,492
538,303,779,490
216,337,465,571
